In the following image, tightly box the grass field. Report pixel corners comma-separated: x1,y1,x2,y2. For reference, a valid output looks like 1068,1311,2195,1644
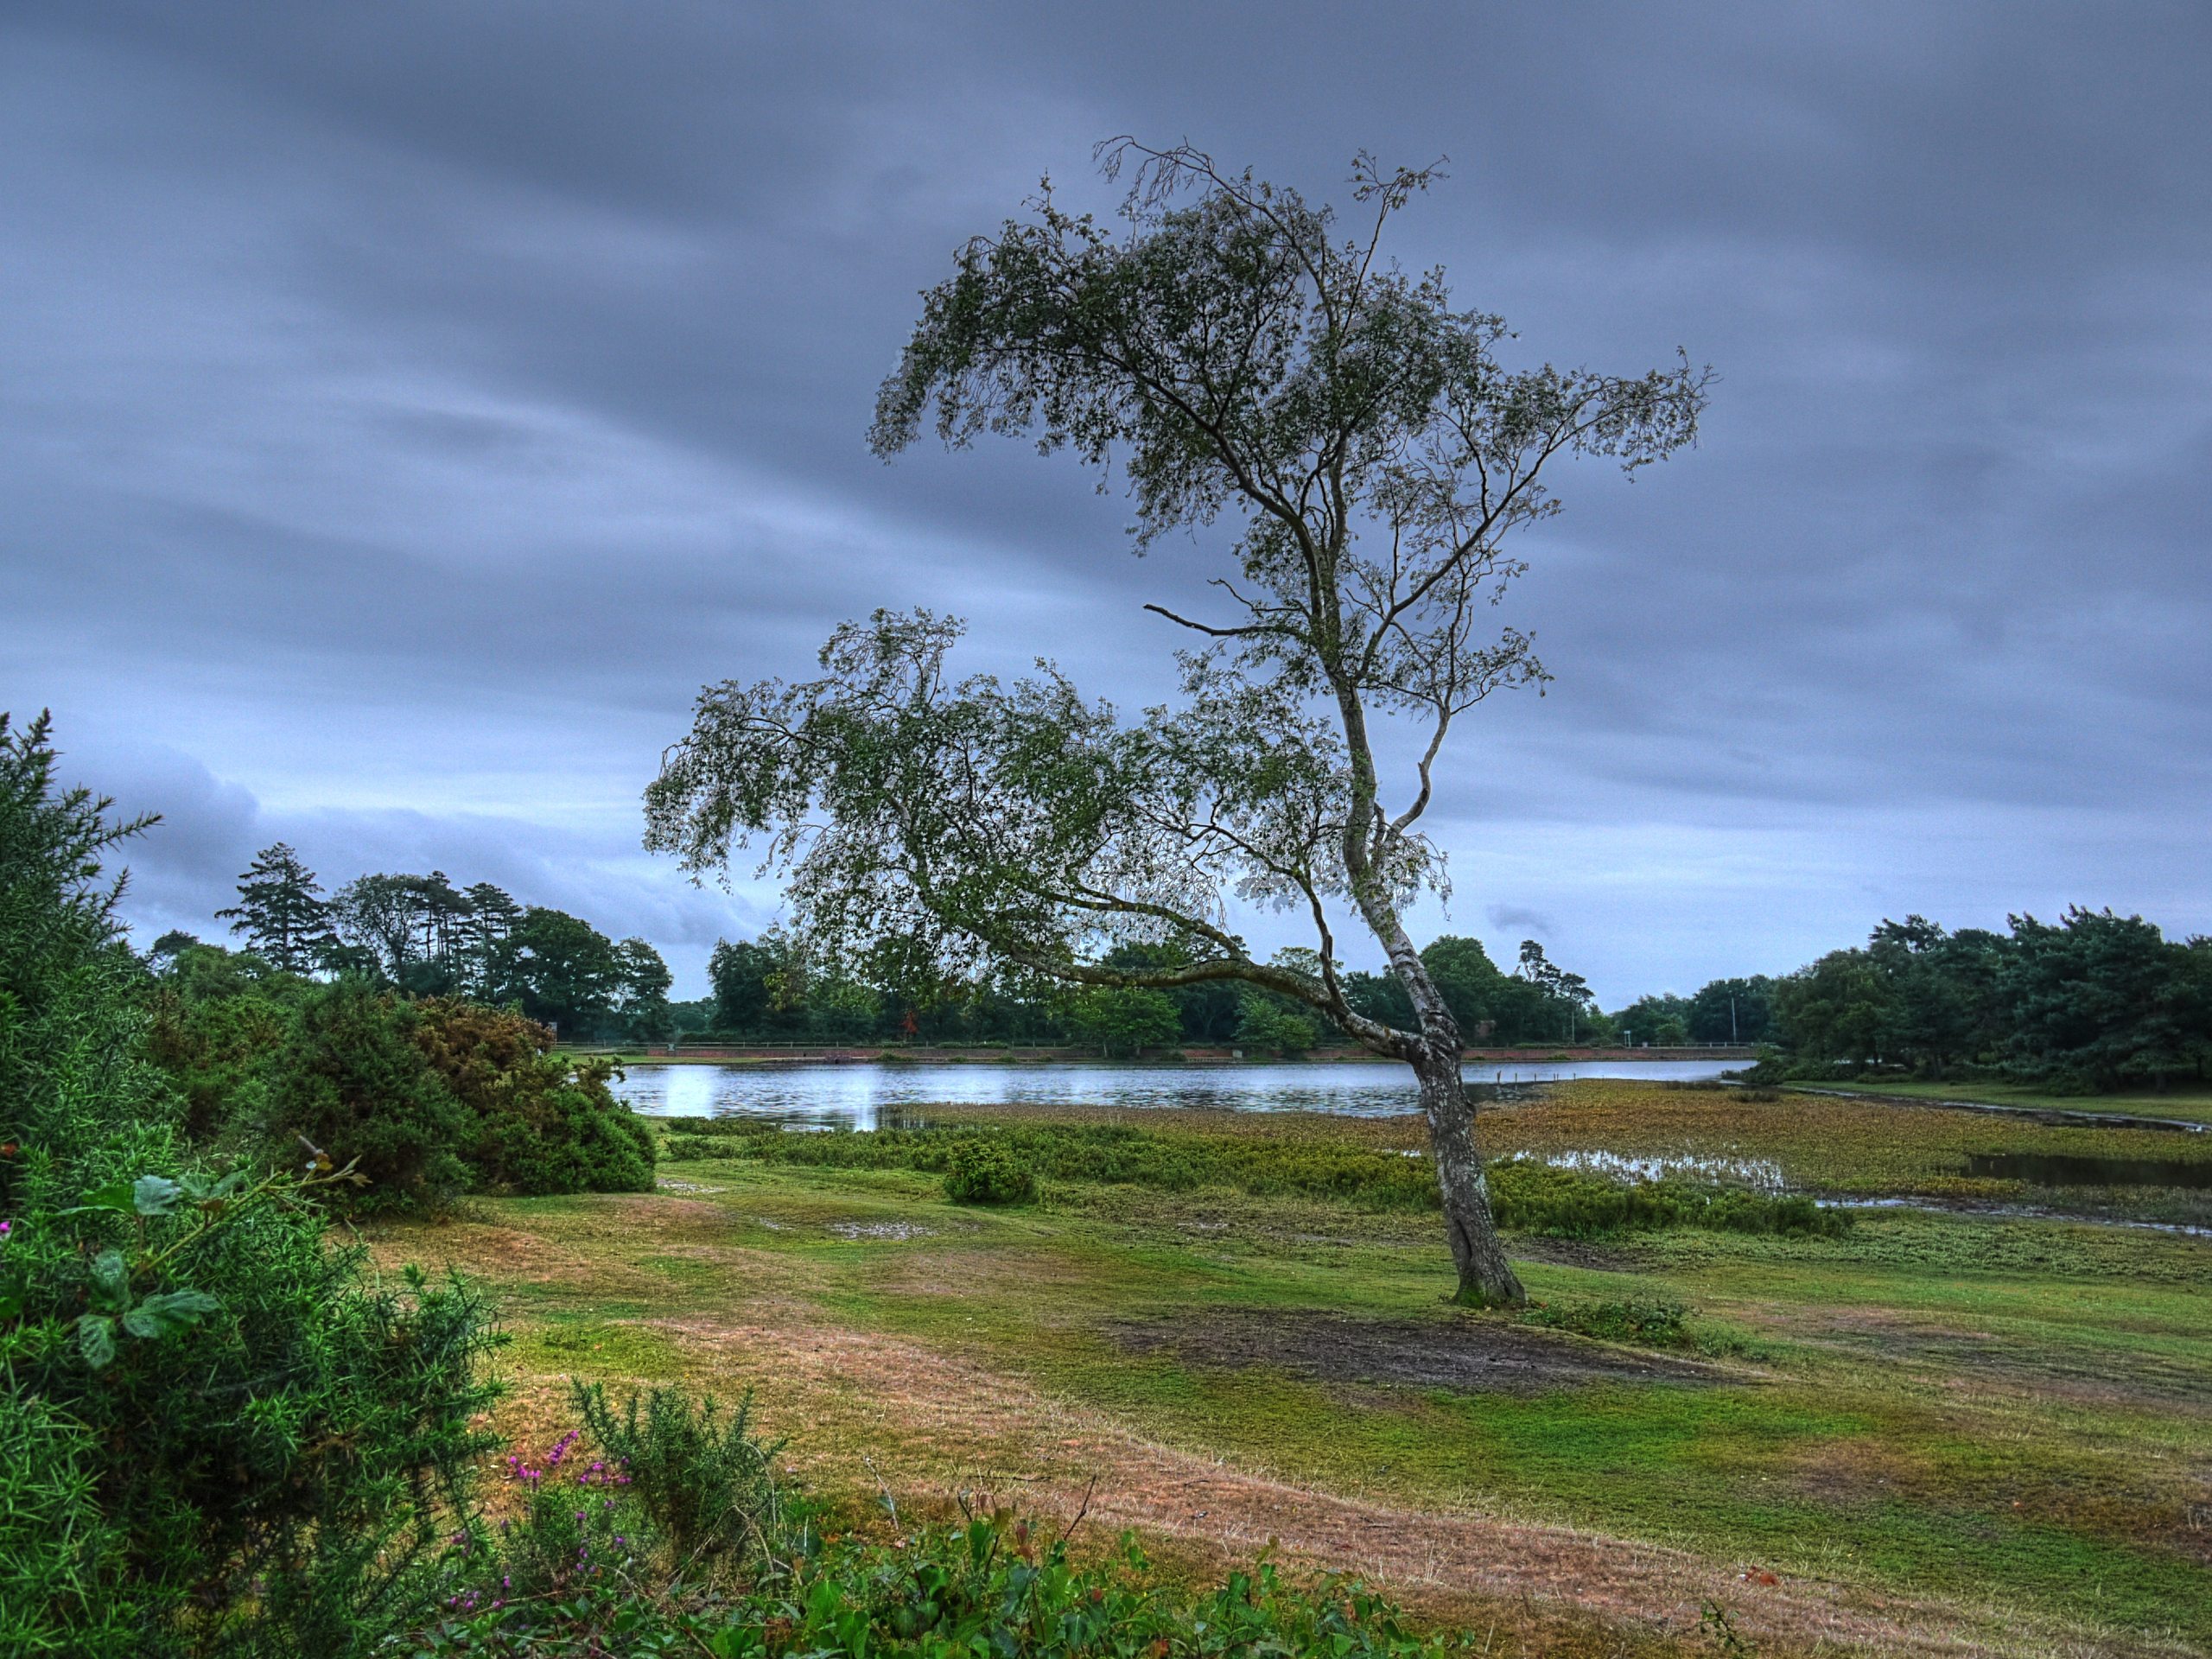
1797,1077,2212,1125
365,1083,2212,1659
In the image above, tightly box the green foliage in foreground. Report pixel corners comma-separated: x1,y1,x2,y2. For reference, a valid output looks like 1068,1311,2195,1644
663,1118,1849,1238
423,1483,1465,1659
404,1378,1472,1657
1,711,505,1656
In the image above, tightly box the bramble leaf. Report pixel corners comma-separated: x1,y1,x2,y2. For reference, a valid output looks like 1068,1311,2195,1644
132,1174,183,1215
68,1180,137,1215
87,1249,132,1313
124,1288,222,1340
78,1313,118,1369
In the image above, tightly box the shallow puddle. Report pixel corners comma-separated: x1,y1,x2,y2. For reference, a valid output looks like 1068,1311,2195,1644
1510,1148,1787,1191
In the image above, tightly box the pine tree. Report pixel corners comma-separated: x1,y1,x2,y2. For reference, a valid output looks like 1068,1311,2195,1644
214,842,334,972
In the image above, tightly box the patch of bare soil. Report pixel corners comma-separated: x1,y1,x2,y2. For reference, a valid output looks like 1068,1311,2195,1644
1109,1308,1717,1394
1506,1235,1645,1272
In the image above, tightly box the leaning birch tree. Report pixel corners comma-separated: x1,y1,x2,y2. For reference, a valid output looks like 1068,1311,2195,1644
646,143,1707,1304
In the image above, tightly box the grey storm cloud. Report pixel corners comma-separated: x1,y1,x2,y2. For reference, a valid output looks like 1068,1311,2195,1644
3,1,2209,1001
1485,908,1556,939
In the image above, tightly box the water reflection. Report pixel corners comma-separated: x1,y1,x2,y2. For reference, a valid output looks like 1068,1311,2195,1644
609,1058,1736,1129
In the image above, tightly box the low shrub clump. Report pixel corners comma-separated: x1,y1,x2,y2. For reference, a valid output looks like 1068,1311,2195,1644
416,999,658,1198
942,1138,1038,1205
573,1380,786,1566
1519,1296,1693,1348
259,980,479,1211
1487,1158,1850,1239
156,969,658,1213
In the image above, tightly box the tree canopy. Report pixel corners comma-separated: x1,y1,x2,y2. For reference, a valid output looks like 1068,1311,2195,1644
649,143,1707,1306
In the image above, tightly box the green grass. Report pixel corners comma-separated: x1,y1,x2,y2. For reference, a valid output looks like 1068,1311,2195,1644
366,1083,2212,1654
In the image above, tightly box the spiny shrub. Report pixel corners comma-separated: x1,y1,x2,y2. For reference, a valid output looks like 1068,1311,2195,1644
259,981,475,1212
573,1378,786,1568
243,987,655,1211
421,1387,809,1645
416,999,656,1197
943,1137,1038,1205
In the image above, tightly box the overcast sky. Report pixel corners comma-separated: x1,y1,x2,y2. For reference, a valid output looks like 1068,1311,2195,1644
4,2,2209,1002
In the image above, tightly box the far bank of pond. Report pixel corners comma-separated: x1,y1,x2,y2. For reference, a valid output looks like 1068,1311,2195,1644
608,1058,1739,1128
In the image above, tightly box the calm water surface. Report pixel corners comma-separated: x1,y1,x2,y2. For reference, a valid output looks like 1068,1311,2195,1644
610,1058,1736,1129
1964,1151,2212,1189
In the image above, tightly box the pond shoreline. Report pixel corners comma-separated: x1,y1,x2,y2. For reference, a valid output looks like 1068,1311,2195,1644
594,1043,1753,1067
607,1057,1741,1127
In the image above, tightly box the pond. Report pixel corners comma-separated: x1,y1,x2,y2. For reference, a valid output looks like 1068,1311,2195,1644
1964,1152,2212,1189
609,1058,1738,1129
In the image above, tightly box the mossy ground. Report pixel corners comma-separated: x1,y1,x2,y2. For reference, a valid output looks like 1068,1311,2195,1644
367,1082,2212,1659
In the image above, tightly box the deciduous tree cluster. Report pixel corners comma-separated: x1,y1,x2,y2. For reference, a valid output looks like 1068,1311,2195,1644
204,842,671,1041
1766,910,2212,1092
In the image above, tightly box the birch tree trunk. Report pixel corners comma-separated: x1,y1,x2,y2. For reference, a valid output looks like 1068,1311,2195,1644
1408,1034,1523,1306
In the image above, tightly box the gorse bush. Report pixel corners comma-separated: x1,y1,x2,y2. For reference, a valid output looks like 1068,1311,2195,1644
261,980,477,1212
148,953,658,1212
416,999,658,1197
422,1388,798,1647
573,1378,787,1568
144,944,302,1142
0,711,505,1657
942,1138,1038,1205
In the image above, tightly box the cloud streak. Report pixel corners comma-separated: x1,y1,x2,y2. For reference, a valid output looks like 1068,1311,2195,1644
5,2,2208,1001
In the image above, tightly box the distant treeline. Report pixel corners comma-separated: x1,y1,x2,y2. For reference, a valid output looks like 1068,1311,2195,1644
694,929,1622,1054
177,842,672,1042
694,906,2212,1093
1752,908,2211,1093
